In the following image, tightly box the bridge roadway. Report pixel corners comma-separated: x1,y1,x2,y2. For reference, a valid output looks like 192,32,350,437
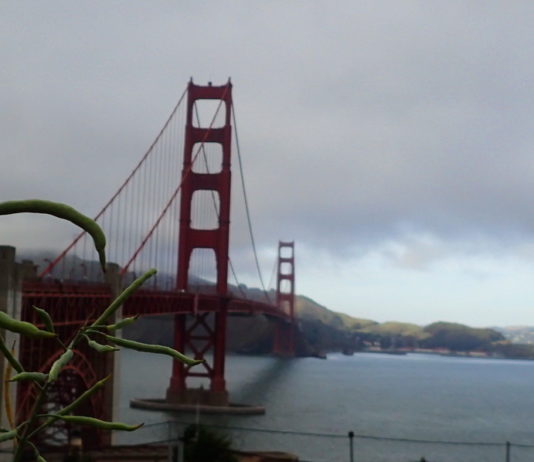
22,280,290,326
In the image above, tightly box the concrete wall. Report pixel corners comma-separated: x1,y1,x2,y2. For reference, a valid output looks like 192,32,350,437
0,246,39,459
0,246,22,459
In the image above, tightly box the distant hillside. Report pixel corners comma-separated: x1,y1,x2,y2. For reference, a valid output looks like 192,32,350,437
296,295,375,329
290,304,507,355
360,321,426,339
359,322,427,349
292,295,376,354
421,322,504,351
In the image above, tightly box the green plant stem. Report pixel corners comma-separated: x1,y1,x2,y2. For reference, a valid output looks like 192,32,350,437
90,269,156,328
27,375,110,441
13,383,48,462
0,200,107,272
0,335,23,373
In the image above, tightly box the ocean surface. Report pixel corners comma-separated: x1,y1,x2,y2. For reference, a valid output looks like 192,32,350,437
115,350,534,462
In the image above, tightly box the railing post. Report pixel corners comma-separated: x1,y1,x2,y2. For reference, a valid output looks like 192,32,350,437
348,431,354,462
505,441,511,462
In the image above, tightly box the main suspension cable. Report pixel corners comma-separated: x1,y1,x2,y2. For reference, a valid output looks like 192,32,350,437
267,255,278,293
231,102,273,305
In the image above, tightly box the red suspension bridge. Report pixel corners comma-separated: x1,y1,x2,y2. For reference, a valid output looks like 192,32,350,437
2,80,297,449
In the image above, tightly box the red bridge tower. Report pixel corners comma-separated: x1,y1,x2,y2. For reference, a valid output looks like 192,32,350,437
273,241,296,356
167,80,233,406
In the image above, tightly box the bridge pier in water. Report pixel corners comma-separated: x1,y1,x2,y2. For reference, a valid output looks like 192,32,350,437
166,305,230,407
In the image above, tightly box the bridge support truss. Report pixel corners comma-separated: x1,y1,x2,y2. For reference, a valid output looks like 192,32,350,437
273,241,296,356
167,80,233,406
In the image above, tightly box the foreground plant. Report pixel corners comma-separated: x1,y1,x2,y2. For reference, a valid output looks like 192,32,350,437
183,424,237,462
0,199,201,461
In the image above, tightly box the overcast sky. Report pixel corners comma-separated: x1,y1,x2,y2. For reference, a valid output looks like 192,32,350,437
2,1,534,327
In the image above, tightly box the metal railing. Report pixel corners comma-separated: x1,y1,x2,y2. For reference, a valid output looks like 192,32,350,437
124,420,534,462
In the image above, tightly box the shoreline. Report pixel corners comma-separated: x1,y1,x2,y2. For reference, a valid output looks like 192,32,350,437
353,348,534,361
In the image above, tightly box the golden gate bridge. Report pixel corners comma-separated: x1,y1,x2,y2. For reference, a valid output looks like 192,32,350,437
3,80,297,449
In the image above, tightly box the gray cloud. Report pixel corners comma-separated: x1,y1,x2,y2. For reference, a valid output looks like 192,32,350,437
2,0,534,268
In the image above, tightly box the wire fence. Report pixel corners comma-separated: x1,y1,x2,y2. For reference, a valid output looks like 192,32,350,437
126,419,534,462
1,421,527,461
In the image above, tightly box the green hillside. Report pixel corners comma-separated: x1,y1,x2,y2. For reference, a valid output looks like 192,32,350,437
422,322,504,351
293,297,508,355
290,295,374,354
296,295,375,329
361,321,426,338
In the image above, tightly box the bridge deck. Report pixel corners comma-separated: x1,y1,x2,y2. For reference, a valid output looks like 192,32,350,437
22,280,290,325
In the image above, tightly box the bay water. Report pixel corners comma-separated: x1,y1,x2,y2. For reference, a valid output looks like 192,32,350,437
116,350,534,462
